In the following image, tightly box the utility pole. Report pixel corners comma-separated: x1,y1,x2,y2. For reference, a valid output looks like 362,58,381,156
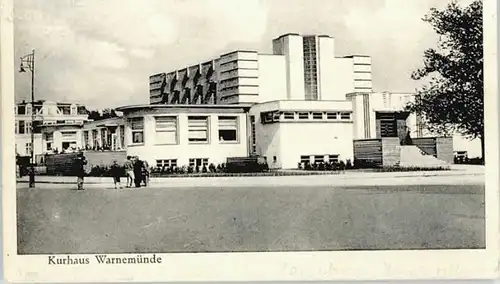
20,49,36,188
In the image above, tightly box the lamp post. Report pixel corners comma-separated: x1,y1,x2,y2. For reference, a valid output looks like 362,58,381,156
20,49,35,188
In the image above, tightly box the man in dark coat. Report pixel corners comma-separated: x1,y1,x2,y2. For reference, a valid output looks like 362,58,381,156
75,152,88,190
133,156,143,188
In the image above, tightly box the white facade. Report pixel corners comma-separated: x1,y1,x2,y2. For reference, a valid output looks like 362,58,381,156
248,100,354,169
118,105,249,167
14,100,88,157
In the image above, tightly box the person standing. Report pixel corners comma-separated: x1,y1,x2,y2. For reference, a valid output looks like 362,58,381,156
75,152,87,190
110,160,123,189
124,156,134,188
133,156,143,188
142,160,150,187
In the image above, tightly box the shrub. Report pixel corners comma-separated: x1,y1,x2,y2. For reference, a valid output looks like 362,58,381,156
209,163,216,173
339,160,346,171
318,162,325,171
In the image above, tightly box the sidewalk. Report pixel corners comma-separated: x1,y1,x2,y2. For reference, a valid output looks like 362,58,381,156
17,166,485,187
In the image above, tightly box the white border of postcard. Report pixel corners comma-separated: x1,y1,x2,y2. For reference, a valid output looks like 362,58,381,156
2,0,499,282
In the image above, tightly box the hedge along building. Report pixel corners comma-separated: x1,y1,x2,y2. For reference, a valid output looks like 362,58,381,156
116,33,481,169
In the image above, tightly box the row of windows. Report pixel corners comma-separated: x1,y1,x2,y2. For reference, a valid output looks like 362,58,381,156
130,116,239,145
156,158,209,168
260,111,352,124
14,105,82,115
300,154,339,164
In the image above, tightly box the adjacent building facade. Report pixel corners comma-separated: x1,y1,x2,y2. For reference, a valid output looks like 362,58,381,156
14,100,89,157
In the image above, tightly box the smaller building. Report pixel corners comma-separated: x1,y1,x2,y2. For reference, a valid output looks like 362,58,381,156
15,100,88,157
81,117,125,151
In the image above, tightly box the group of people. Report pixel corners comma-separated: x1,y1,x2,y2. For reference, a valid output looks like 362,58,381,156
113,155,150,189
74,153,150,190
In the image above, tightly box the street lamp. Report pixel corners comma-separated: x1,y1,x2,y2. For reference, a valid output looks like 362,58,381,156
19,49,35,188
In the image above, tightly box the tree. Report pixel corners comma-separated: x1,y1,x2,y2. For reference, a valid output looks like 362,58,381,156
86,108,118,121
406,0,484,160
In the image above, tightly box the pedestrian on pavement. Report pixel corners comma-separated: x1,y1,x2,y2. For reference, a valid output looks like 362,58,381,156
133,156,143,188
110,160,123,189
75,152,87,190
142,160,150,187
124,156,134,188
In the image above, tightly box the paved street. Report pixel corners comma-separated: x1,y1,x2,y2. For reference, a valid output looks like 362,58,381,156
17,181,485,254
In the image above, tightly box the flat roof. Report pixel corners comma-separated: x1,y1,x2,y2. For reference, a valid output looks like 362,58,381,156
219,50,258,57
116,104,254,112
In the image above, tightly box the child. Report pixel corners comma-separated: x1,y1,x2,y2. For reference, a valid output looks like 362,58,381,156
110,160,122,189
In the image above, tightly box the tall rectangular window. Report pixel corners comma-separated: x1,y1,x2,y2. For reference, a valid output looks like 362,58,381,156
46,132,54,151
218,116,238,142
92,129,99,147
250,115,256,154
188,116,209,143
25,143,32,155
25,121,32,134
155,116,177,144
130,118,144,144
18,120,25,134
119,125,125,148
83,131,89,148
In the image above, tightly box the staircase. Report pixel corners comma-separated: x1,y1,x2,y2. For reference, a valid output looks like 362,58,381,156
399,146,450,168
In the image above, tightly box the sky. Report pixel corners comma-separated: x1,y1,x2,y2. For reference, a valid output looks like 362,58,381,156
14,0,475,110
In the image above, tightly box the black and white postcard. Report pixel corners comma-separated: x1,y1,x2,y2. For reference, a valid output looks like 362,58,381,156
1,0,499,282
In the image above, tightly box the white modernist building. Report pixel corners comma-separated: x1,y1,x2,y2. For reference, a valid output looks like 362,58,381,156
17,34,480,169
114,33,481,169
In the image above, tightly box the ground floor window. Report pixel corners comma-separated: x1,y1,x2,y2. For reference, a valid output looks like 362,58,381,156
298,112,309,120
300,155,311,164
313,155,325,163
327,154,339,163
189,158,209,167
46,142,53,151
156,159,177,168
340,112,351,120
312,112,323,120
